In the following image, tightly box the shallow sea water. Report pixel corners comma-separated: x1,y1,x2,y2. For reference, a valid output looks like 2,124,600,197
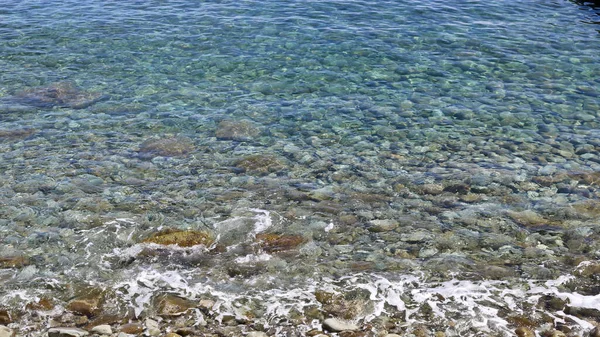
1,0,600,336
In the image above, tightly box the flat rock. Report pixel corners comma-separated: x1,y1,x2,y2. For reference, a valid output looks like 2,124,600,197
368,219,399,232
155,294,196,316
48,327,89,337
322,318,359,332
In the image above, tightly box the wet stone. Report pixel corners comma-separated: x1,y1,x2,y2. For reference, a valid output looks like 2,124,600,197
215,119,261,141
66,287,105,318
564,306,600,319
256,233,306,253
0,128,36,140
574,260,600,277
0,311,12,325
235,154,286,175
323,318,359,332
515,327,535,337
138,136,194,158
368,219,399,232
145,318,160,336
90,325,112,335
48,327,90,337
120,322,144,334
25,297,55,311
142,229,214,248
155,294,196,316
507,210,550,227
542,329,566,337
0,256,29,269
12,82,107,109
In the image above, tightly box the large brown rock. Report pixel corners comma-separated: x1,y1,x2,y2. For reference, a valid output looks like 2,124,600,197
0,256,29,269
0,310,12,325
142,229,214,248
66,287,105,318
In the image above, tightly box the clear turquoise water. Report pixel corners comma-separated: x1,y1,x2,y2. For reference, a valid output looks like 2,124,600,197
1,0,600,335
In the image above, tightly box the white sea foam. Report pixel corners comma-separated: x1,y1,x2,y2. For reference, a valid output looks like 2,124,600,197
249,208,273,235
102,267,600,336
234,252,272,264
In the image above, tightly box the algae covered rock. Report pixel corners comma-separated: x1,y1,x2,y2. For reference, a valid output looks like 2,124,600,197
143,229,214,248
256,233,305,252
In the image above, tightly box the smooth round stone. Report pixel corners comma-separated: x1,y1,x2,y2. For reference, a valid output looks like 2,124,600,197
515,327,535,337
90,325,112,335
322,318,359,332
48,327,89,337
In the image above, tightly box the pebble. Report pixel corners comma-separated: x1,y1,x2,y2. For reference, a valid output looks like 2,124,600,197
515,327,535,337
90,325,112,335
145,318,161,336
0,325,14,337
47,327,89,337
322,318,359,332
368,219,399,232
120,322,144,334
247,332,268,337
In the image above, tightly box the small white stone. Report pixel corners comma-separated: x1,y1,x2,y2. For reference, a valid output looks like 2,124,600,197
0,325,14,337
322,318,359,332
385,334,402,337
90,325,112,335
247,332,268,337
145,318,160,336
